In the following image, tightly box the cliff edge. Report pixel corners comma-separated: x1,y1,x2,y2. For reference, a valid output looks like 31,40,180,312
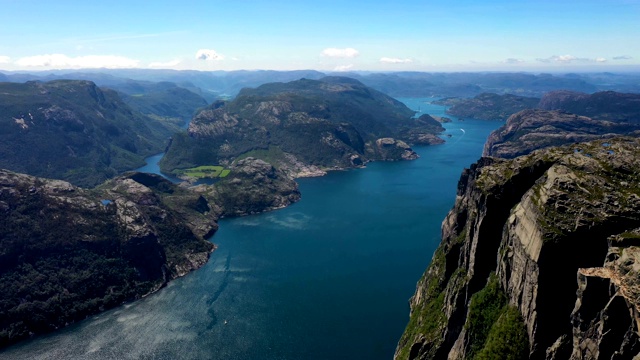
396,138,640,359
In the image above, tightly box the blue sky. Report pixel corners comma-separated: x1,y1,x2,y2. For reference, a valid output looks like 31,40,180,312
0,0,638,72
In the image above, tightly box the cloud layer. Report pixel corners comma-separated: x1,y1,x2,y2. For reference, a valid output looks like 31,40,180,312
195,49,224,61
379,57,412,64
333,64,354,72
321,48,359,58
503,58,524,64
14,54,139,68
148,59,181,68
535,54,606,63
0,56,10,64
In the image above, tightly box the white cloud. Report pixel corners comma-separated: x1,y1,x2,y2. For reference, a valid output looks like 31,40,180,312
333,64,354,72
379,57,413,64
535,54,607,63
14,54,139,68
321,48,359,58
0,56,10,64
613,55,633,60
195,49,224,61
502,58,524,64
556,55,578,62
148,59,181,68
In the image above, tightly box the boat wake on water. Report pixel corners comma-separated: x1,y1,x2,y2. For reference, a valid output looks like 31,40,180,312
448,128,467,146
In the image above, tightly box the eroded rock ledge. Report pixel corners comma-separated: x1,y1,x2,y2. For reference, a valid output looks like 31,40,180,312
396,137,640,359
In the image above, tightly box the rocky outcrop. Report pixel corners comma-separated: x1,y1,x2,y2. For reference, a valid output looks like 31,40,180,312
194,157,301,217
396,138,640,359
483,109,640,159
371,138,419,161
0,170,217,348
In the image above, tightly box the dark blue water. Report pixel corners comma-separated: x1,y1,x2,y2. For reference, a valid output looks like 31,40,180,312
0,99,501,360
133,153,183,183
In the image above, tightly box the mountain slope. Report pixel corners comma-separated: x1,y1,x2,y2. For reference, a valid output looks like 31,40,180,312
161,76,444,175
440,93,541,121
0,170,217,348
538,90,640,122
113,80,209,124
0,80,179,187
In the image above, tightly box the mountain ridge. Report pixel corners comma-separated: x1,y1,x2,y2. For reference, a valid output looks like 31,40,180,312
160,76,444,176
0,80,180,187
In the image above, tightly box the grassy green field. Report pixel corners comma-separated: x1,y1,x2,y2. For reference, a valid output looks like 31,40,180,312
175,165,231,179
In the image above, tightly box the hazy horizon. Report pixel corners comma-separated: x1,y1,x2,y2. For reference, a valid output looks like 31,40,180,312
1,0,638,73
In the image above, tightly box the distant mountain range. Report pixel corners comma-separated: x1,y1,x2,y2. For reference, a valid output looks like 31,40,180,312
3,69,639,100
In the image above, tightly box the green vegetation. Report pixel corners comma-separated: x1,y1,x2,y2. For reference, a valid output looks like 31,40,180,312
465,274,529,360
174,165,231,179
396,245,450,360
236,146,287,166
475,306,530,360
466,273,508,358
119,83,208,122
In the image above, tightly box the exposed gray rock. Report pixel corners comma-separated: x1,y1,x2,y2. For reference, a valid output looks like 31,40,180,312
194,157,301,217
483,109,640,159
396,138,640,359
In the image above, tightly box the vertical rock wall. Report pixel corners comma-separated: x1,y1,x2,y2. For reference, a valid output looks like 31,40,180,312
396,138,640,359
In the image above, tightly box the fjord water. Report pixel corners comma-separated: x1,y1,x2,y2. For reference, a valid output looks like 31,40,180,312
1,99,501,360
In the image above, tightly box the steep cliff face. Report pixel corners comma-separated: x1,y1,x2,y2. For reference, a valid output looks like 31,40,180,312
396,138,640,359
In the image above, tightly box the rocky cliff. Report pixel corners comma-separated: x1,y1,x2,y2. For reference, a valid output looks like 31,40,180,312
160,77,443,175
396,138,640,359
0,170,217,348
483,109,640,159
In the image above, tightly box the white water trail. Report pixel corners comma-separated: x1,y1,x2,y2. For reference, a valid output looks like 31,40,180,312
448,128,466,147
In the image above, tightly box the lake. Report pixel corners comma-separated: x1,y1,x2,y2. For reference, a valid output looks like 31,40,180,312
0,99,501,360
